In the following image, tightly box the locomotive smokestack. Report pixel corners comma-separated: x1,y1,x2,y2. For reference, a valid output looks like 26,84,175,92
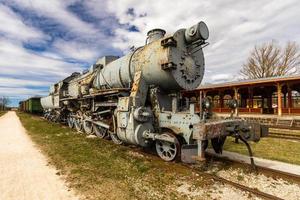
185,21,209,44
146,28,166,44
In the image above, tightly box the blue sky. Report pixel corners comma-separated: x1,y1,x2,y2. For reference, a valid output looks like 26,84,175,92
0,0,299,106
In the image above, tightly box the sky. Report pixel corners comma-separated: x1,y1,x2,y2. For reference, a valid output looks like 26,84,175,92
0,0,299,106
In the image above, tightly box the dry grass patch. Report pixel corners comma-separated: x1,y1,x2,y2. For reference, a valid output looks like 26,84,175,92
0,111,7,117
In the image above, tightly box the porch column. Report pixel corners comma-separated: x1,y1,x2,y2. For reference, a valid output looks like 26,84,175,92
277,83,282,116
234,87,239,116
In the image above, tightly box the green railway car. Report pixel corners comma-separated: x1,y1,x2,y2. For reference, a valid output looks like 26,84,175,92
18,101,22,111
19,97,43,114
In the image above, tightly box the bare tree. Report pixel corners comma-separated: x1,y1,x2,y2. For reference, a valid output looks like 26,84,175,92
0,97,11,110
240,41,300,79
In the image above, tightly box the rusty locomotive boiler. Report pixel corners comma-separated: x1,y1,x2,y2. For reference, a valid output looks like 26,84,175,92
41,21,267,162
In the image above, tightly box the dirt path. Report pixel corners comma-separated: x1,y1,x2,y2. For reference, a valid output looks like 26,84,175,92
0,111,79,200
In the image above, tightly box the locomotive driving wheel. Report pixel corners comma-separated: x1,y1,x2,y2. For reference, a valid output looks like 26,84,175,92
93,124,108,138
67,117,74,128
155,132,181,162
74,118,82,132
83,120,93,134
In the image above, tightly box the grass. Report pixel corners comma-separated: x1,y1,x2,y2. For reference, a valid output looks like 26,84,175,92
17,112,213,200
0,111,7,117
223,137,300,165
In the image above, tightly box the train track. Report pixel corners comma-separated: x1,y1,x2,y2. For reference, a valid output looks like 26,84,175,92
95,138,296,199
214,177,284,200
205,152,300,183
191,168,284,200
197,152,300,200
133,146,286,199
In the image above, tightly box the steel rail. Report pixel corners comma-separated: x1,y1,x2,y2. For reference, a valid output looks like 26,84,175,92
205,152,300,183
183,163,284,200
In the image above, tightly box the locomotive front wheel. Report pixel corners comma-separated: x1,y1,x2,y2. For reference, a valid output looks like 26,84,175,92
93,124,108,138
83,120,93,134
74,118,82,132
155,133,181,162
67,117,74,128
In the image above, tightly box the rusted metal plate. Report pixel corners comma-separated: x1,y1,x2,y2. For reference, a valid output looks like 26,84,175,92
181,144,197,164
193,119,237,140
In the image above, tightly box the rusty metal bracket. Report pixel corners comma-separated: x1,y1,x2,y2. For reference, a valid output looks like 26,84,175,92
161,36,177,47
161,62,177,70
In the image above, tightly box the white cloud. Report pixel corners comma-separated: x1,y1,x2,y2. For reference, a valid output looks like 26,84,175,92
0,39,81,77
210,74,234,83
6,0,97,36
0,4,45,41
51,39,100,61
0,87,47,98
0,2,102,105
0,77,52,87
100,0,300,83
0,0,300,106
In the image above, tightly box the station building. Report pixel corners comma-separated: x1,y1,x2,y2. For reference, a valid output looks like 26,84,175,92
184,75,300,128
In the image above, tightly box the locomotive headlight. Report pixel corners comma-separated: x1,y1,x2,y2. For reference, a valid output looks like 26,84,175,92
202,98,211,109
228,99,238,109
185,21,209,44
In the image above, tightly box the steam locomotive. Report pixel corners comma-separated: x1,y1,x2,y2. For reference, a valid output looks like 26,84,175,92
41,21,267,163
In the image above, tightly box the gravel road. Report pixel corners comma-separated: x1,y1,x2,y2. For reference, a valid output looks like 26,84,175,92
0,111,78,200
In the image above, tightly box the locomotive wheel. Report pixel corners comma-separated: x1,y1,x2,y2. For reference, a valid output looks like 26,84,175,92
110,131,123,145
51,115,59,123
155,132,181,162
49,115,55,122
67,117,74,128
74,118,82,132
93,124,108,138
44,114,50,120
83,120,93,134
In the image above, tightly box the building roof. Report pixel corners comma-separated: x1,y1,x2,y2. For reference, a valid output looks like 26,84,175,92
198,75,300,90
